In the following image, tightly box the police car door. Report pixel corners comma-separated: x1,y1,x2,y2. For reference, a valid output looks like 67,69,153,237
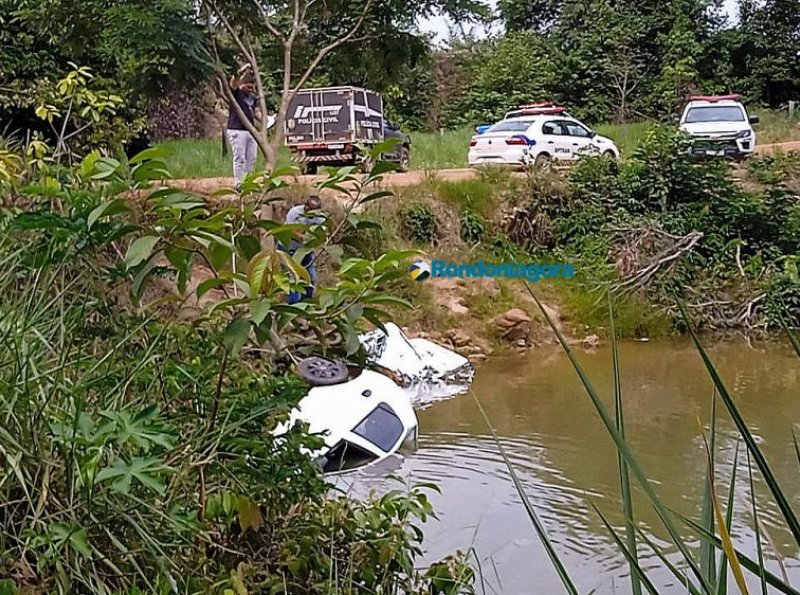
562,119,594,159
541,120,573,159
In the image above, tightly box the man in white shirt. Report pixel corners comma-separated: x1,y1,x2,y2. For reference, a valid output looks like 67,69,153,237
279,195,325,303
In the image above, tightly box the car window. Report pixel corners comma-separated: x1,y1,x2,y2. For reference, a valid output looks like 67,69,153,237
542,121,564,135
352,403,404,452
488,120,534,133
564,121,592,137
685,106,745,123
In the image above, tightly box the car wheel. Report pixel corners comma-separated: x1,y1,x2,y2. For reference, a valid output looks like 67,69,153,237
602,150,616,160
297,357,350,386
534,153,552,170
301,163,318,176
399,147,410,172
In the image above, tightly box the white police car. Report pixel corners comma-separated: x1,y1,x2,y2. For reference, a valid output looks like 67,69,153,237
468,104,619,168
679,94,759,159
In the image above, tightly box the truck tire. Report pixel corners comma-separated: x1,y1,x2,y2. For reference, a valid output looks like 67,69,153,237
301,163,318,176
399,147,410,172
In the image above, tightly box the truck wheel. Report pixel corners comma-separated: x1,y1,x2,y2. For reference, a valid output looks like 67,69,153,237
399,147,410,172
301,163,318,176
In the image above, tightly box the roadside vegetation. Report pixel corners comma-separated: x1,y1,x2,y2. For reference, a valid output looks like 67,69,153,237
350,127,800,338
0,123,476,592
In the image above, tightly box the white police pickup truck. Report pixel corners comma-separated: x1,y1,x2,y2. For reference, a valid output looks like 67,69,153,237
679,94,759,160
468,103,619,168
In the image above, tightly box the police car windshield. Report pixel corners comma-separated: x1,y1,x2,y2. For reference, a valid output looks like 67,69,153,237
489,120,533,132
685,106,745,123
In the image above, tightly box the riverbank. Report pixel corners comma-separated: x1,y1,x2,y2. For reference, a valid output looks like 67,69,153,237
159,133,800,356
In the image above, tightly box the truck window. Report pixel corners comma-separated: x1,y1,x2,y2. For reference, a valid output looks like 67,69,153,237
685,106,745,123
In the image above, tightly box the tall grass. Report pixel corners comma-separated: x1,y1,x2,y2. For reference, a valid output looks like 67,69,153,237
478,281,800,594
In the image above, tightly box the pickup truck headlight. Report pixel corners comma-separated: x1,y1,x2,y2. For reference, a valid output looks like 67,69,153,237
735,130,751,139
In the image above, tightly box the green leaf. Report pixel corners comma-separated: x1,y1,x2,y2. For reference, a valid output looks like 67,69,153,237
125,235,159,269
223,318,251,354
237,234,262,261
609,295,642,595
129,146,172,164
678,300,800,550
95,457,168,494
249,299,271,325
132,253,160,300
197,277,229,299
87,199,129,230
470,390,579,595
529,284,712,594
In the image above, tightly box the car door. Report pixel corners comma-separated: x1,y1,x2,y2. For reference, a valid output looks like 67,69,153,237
541,120,573,160
562,119,594,159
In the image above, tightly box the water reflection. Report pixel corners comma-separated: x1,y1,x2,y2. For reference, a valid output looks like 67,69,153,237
336,340,800,593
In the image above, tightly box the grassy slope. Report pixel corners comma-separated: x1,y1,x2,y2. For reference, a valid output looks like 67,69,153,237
157,111,799,178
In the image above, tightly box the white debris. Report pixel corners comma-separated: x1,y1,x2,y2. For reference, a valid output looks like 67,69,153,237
359,323,475,404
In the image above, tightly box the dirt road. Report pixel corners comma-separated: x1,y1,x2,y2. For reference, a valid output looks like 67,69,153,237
170,140,800,197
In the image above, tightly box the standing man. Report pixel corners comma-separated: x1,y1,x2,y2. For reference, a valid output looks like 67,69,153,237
227,65,260,189
279,195,326,304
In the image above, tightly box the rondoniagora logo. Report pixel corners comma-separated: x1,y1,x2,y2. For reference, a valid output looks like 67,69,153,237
412,259,574,282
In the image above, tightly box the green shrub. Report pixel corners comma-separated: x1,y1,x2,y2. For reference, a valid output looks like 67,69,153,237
401,203,438,244
460,207,486,244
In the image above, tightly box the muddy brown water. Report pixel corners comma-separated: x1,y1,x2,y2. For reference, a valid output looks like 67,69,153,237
336,340,800,594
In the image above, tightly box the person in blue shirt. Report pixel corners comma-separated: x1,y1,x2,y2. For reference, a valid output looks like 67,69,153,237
279,195,325,304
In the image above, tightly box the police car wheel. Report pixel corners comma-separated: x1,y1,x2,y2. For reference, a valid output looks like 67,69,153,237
534,153,552,170
297,357,349,386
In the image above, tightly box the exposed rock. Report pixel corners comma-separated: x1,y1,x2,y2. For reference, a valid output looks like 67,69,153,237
468,353,488,363
492,308,532,343
444,297,470,316
515,338,527,348
447,329,471,348
583,334,601,349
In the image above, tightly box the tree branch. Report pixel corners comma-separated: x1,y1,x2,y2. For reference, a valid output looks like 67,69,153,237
291,0,375,96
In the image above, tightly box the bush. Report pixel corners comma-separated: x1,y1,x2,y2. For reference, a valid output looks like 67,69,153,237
460,208,486,244
401,203,438,244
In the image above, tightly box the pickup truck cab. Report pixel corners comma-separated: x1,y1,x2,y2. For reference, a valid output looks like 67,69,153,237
679,94,759,160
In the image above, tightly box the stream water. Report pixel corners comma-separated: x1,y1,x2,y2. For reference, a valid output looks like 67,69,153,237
337,340,800,594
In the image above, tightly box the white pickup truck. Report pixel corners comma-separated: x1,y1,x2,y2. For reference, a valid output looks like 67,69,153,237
679,94,759,160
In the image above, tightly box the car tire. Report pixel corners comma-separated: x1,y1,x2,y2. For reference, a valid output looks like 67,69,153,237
602,150,616,160
301,163,318,176
534,153,552,170
297,357,350,386
399,147,410,172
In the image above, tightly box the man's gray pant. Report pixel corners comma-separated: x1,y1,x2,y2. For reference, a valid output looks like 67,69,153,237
227,129,257,184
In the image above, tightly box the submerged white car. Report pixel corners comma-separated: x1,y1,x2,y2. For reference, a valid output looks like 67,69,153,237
275,324,474,474
280,365,420,474
679,94,759,159
468,105,619,168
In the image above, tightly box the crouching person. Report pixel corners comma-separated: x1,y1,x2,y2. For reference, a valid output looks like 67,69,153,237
279,195,325,304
